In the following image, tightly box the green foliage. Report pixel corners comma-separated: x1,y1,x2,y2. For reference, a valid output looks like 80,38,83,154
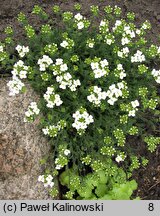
60,164,137,200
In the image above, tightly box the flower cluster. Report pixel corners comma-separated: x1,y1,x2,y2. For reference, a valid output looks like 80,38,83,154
55,156,69,170
128,126,139,135
114,64,126,80
25,25,35,38
44,43,58,55
56,73,81,91
55,150,70,170
41,24,51,34
53,58,81,91
113,128,126,147
16,45,29,57
90,58,109,78
131,50,145,63
115,152,126,163
38,174,54,188
144,136,160,153
62,12,73,22
42,120,66,138
72,108,94,135
129,100,139,117
11,60,29,79
100,146,116,156
74,13,90,30
60,37,74,49
7,76,25,96
52,58,68,75
43,86,63,108
117,47,130,58
122,25,135,43
151,69,160,84
120,100,140,117
87,86,107,106
99,19,109,34
37,55,53,71
106,82,126,105
104,33,115,45
81,155,92,165
86,38,95,48
112,19,123,32
24,102,40,122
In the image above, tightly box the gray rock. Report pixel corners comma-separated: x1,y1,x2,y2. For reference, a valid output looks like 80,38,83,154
0,78,53,199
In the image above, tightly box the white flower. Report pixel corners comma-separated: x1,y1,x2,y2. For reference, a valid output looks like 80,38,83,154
64,73,72,81
60,63,68,72
100,59,108,68
42,128,49,135
121,37,130,45
151,69,160,83
19,70,27,79
115,155,123,163
107,97,117,105
113,20,122,31
16,45,29,57
117,51,123,58
88,43,94,48
77,21,84,30
152,69,159,77
100,20,106,27
37,55,53,71
131,50,145,63
74,13,83,21
87,86,107,106
117,64,123,70
106,39,112,45
0,45,3,52
46,175,53,183
70,85,76,91
38,175,45,183
119,71,126,79
60,40,69,48
44,87,63,108
117,82,124,89
131,100,139,108
115,20,122,26
55,58,63,65
91,62,99,70
72,109,94,134
16,60,24,67
128,110,136,117
156,76,160,83
24,101,40,122
49,182,54,188
55,165,62,170
136,29,141,35
64,149,70,156
122,47,129,55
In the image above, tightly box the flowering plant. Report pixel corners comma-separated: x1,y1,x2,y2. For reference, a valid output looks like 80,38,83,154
1,4,160,199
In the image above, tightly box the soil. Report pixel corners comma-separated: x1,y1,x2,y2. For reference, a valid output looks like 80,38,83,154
0,0,160,199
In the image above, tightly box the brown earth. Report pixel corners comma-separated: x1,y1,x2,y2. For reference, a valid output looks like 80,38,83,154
0,0,160,199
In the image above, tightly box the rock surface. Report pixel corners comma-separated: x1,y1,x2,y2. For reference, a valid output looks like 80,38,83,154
0,78,51,199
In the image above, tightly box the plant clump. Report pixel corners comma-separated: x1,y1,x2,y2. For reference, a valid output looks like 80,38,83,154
1,4,160,199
